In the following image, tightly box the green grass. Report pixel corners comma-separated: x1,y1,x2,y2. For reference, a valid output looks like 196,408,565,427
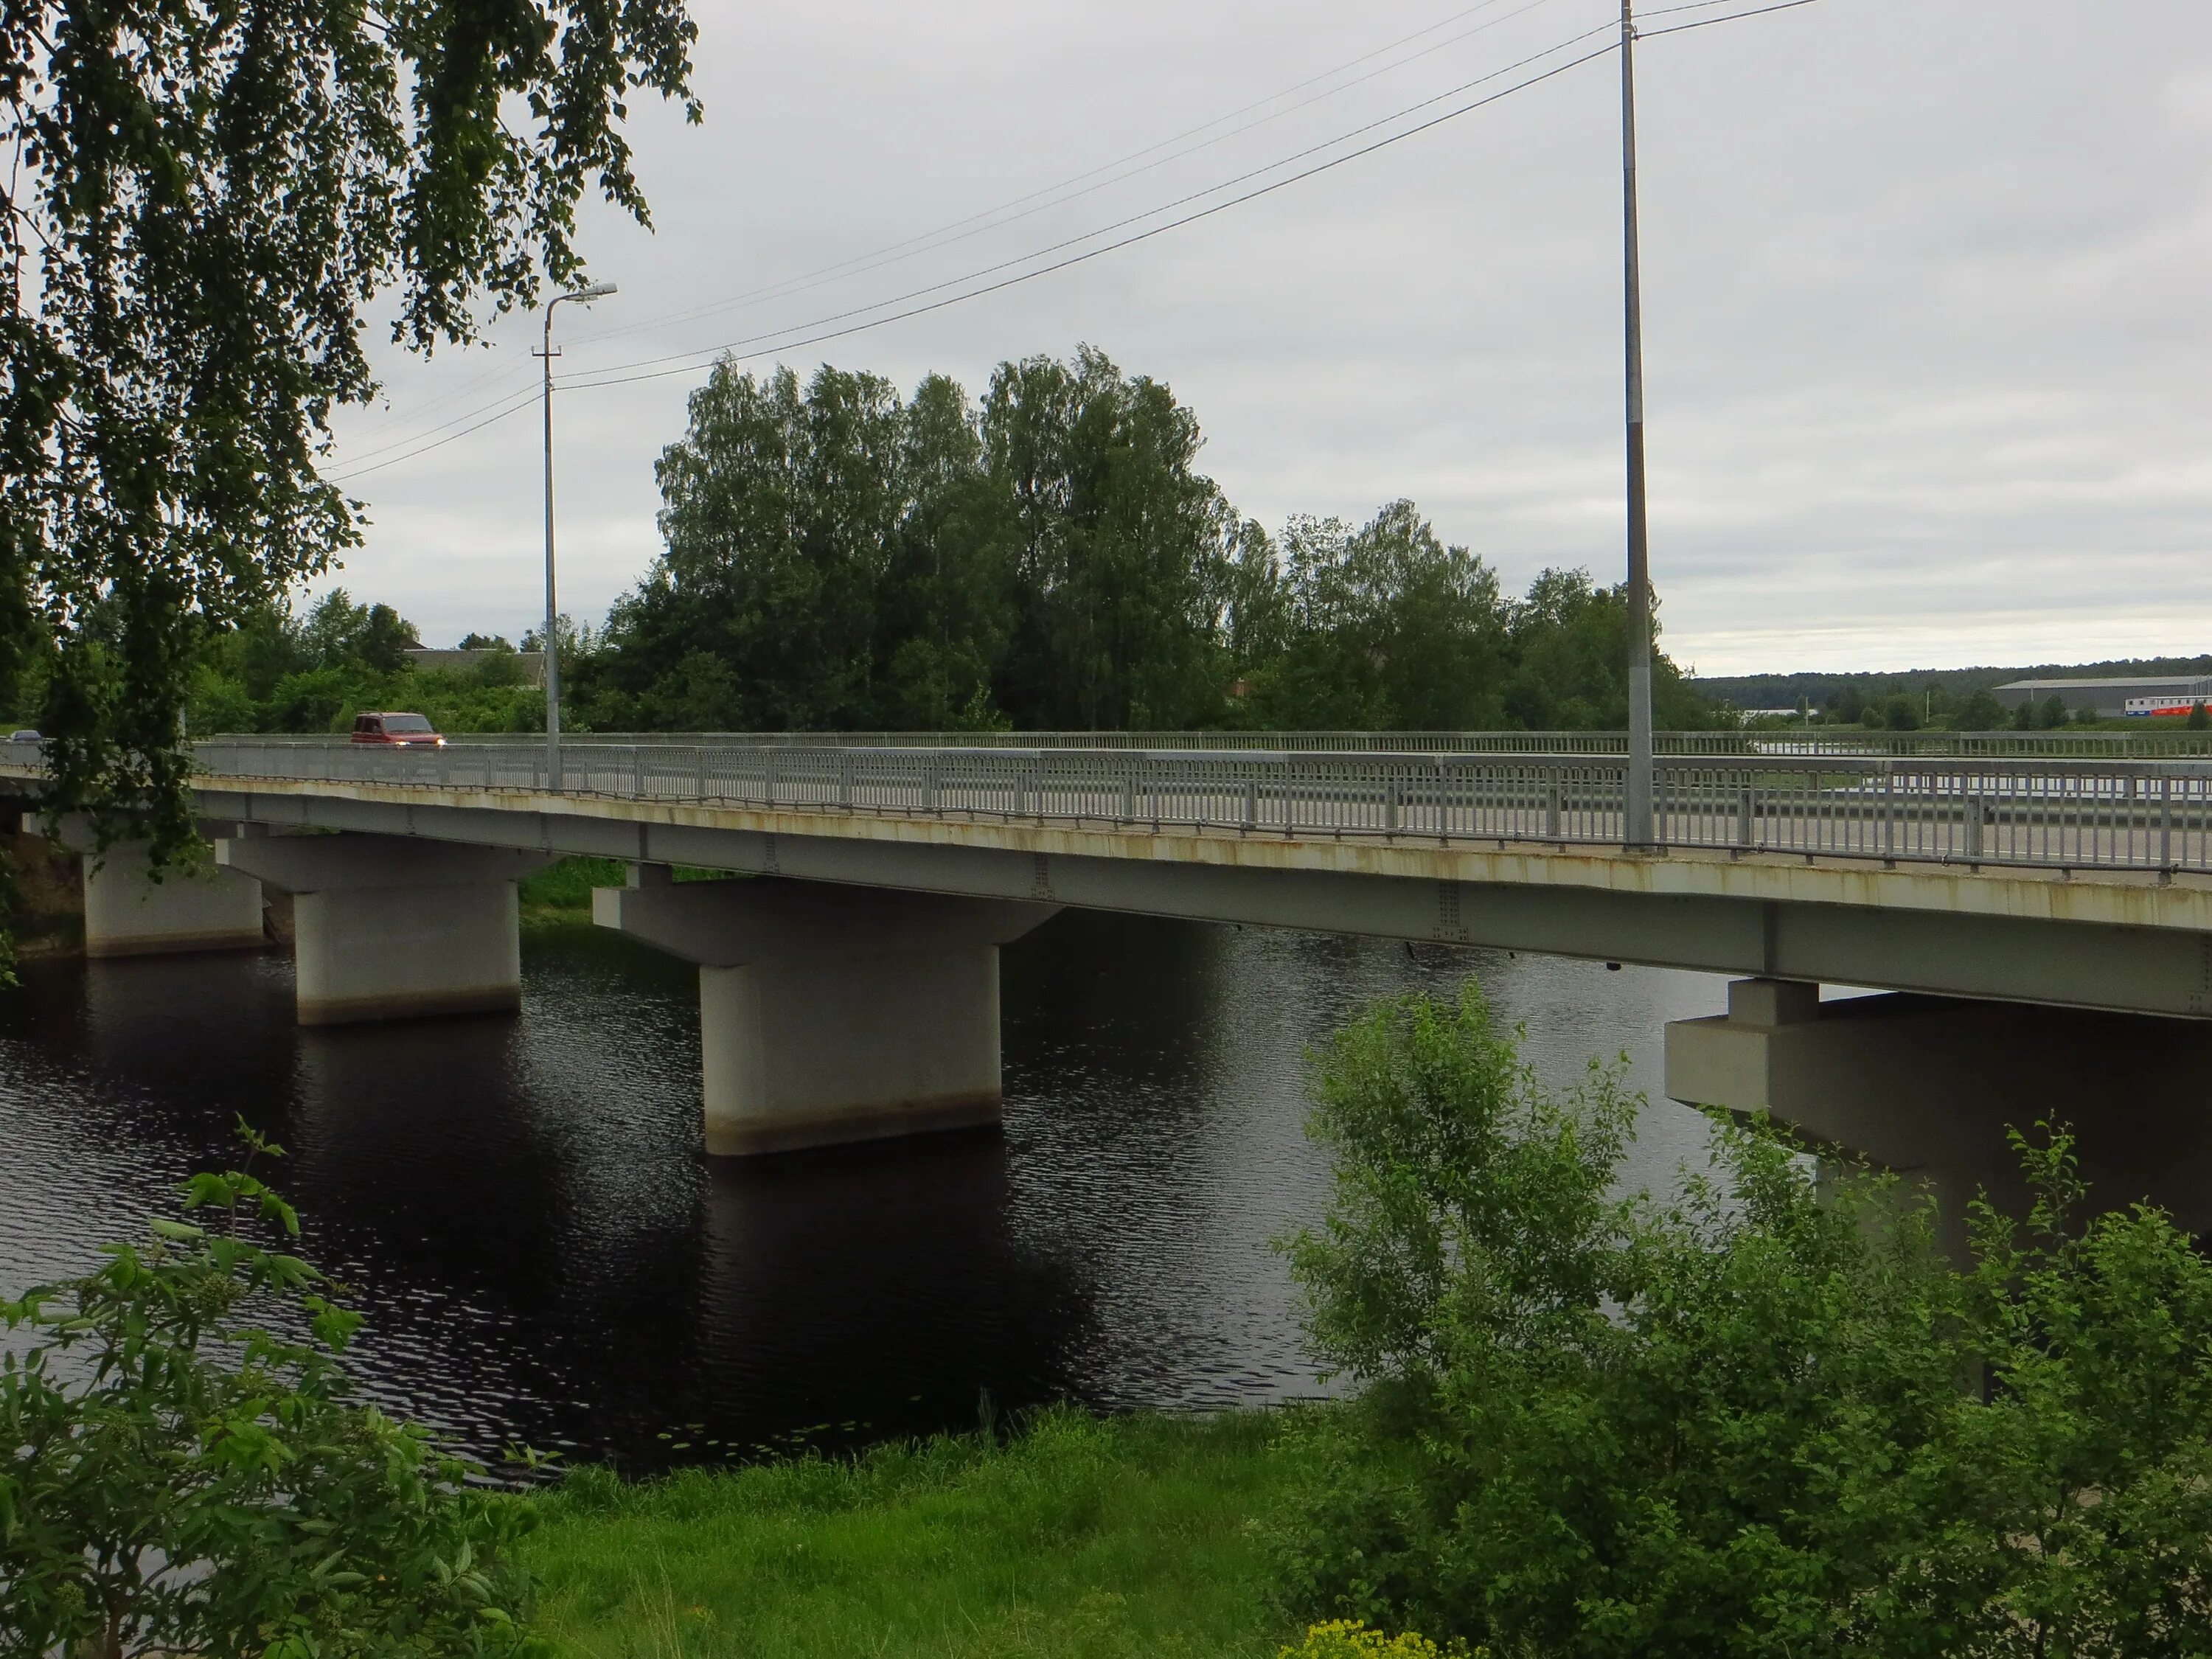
520,1408,1301,1659
519,856,630,913
519,857,742,919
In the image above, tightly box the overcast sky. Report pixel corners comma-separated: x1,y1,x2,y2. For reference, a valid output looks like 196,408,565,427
319,0,2212,678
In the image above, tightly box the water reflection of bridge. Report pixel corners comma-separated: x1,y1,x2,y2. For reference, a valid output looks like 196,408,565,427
10,733,2212,1243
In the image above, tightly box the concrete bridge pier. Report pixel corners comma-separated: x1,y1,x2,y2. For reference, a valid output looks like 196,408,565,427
595,870,1060,1156
42,818,267,958
1667,978,2212,1257
218,832,553,1025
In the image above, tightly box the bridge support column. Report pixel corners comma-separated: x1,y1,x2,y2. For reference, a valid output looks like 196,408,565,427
595,872,1059,1156
57,827,266,959
1668,979,2212,1253
218,833,552,1025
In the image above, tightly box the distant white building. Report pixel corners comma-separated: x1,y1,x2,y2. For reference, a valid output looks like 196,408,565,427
1994,676,2212,718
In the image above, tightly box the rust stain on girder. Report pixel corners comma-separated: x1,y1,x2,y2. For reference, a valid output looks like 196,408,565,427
173,774,2212,937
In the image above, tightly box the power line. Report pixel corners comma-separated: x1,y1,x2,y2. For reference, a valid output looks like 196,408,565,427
563,0,1573,351
326,386,541,484
335,7,1608,468
341,352,539,449
333,0,1571,466
1637,0,1823,38
332,380,541,472
561,21,1624,391
564,41,1620,395
336,0,1831,479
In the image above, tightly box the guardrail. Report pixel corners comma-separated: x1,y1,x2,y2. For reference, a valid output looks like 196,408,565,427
192,728,2212,759
175,739,2212,877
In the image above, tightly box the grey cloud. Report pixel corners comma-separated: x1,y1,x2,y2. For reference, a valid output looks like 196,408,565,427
325,0,2212,675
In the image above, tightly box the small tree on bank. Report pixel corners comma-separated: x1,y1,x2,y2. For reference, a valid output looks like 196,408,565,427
0,1127,538,1658
1274,986,2212,1658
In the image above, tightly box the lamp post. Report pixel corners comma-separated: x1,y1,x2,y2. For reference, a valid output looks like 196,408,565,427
539,280,617,791
1620,0,1655,848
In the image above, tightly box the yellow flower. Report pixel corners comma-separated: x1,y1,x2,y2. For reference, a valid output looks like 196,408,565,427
1278,1618,1478,1659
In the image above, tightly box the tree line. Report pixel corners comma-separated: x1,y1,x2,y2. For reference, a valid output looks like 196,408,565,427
28,346,1714,740
562,347,1715,735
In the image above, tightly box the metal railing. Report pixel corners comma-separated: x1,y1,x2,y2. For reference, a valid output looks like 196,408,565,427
193,728,2212,759
173,738,2212,877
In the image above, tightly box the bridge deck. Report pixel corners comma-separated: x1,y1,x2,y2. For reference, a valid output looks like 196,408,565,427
11,742,2212,1018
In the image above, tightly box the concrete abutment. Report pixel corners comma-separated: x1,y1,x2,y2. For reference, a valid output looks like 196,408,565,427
596,870,1058,1156
37,818,267,959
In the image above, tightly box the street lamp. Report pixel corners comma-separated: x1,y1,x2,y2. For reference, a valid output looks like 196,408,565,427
539,279,618,792
1619,0,1654,848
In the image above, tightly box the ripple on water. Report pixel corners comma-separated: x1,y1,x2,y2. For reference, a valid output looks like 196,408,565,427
0,911,1727,1470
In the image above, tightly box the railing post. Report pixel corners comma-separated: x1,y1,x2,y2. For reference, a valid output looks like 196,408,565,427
1384,779,1401,833
2162,774,2174,867
1546,776,1563,840
1119,771,1135,824
762,756,777,810
1882,768,1896,858
1736,785,1754,849
633,746,645,799
1965,787,1985,860
1242,777,1258,830
694,749,706,801
838,752,853,810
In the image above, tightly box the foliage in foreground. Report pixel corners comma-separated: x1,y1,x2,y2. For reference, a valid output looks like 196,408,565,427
5,0,696,863
0,1127,536,1659
1277,984,2212,1658
523,1407,1293,1659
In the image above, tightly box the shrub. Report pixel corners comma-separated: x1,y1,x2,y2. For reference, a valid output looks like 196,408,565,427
0,1124,539,1659
1273,984,2212,1658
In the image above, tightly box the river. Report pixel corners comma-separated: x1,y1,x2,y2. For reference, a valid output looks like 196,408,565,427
0,909,1728,1472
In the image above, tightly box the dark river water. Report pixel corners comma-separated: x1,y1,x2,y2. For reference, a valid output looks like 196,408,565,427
0,910,1729,1474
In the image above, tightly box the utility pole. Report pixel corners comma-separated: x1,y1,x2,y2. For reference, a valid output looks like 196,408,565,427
538,281,617,792
1620,0,1655,847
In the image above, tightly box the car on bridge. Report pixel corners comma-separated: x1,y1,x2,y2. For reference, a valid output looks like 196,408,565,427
349,712,445,748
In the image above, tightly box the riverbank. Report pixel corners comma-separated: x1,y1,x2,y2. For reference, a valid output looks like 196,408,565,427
4,829,83,958
519,855,735,931
520,1407,1300,1659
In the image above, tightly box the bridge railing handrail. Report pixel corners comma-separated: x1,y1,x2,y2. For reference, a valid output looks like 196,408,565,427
112,737,2212,879
184,728,2212,759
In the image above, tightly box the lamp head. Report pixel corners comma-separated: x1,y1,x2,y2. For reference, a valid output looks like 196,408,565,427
567,281,619,302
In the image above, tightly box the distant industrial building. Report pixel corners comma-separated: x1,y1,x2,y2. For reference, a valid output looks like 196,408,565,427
403,646,546,686
1994,675,2212,717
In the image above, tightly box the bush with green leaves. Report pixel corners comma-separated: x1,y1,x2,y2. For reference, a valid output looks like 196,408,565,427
0,1125,539,1659
1273,984,2212,1658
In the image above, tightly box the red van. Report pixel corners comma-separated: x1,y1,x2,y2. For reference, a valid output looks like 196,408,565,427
350,712,446,747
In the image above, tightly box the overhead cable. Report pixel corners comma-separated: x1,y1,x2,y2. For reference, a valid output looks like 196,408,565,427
565,0,1572,349
562,24,1624,390
336,0,1829,480
335,0,1568,462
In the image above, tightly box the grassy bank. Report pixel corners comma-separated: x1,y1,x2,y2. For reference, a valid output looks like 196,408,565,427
521,1408,1300,1659
519,855,628,925
519,856,738,930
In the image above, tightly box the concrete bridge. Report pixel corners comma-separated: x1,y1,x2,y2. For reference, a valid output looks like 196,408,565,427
9,733,2212,1237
